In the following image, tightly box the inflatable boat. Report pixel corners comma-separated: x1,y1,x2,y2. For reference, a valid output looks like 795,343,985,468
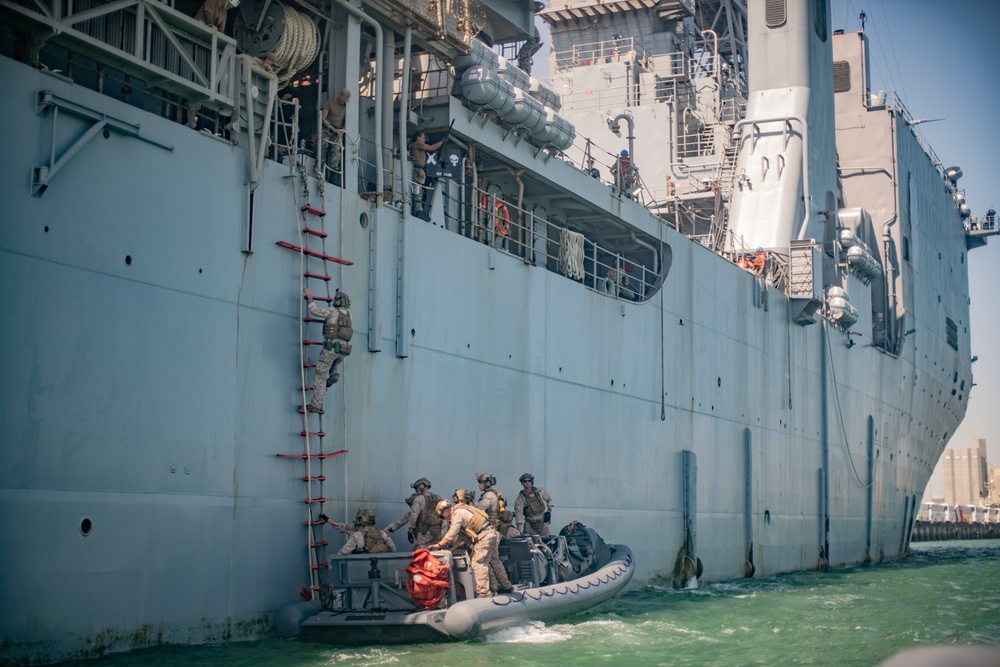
275,523,634,644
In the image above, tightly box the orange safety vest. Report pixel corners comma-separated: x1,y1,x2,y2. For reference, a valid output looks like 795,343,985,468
480,195,511,238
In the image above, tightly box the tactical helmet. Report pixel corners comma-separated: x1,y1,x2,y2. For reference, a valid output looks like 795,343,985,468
453,489,474,504
519,473,534,484
333,289,351,308
411,477,432,490
354,508,376,526
435,499,452,517
476,473,496,488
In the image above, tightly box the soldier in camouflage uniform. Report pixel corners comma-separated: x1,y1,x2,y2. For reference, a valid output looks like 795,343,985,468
429,491,510,598
385,477,444,548
514,473,554,536
303,287,352,413
320,508,396,555
473,474,514,593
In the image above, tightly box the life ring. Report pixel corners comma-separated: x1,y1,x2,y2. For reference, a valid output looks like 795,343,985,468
480,195,511,239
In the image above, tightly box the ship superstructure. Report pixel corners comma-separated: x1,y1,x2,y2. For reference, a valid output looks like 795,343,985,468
0,0,992,662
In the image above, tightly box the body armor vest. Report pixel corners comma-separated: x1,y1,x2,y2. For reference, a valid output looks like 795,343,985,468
479,490,502,523
519,487,546,517
454,504,489,543
323,309,354,342
360,527,391,553
417,492,443,537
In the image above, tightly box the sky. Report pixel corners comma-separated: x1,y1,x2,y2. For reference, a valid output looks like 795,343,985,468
830,0,1000,499
535,1,1000,499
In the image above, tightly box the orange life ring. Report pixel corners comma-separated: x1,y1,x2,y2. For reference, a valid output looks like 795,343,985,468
480,195,511,238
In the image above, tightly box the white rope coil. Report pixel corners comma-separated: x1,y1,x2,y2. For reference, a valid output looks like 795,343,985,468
272,5,319,86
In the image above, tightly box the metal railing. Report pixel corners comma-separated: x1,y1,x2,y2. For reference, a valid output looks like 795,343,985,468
553,37,652,73
867,89,944,176
436,182,658,301
2,0,238,109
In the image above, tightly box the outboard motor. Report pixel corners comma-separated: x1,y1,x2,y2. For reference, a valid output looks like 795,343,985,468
558,522,611,577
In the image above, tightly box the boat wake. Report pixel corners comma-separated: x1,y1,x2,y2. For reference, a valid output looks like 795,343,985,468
484,620,570,644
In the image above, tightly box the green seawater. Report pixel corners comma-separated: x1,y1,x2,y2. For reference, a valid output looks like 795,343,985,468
69,540,1000,667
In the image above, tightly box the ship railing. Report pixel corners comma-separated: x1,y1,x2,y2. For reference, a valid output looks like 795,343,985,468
867,89,944,177
355,135,395,201
968,214,998,233
1,0,238,110
271,96,300,164
552,37,651,73
439,183,656,301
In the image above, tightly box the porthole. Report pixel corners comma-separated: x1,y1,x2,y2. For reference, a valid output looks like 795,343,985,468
81,518,93,536
359,212,369,229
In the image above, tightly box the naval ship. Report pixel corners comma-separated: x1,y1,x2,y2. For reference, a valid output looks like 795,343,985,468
0,0,992,661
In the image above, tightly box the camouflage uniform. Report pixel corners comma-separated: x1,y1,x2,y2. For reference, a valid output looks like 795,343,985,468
476,488,502,523
514,484,554,537
337,527,396,556
307,292,352,412
436,506,506,598
386,490,444,548
321,89,349,176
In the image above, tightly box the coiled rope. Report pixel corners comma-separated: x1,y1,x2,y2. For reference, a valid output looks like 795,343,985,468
271,5,319,86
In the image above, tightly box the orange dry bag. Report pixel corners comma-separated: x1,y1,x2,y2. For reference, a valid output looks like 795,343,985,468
406,549,452,609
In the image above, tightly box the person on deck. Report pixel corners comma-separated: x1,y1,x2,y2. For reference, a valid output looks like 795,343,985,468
984,207,997,230
410,131,443,220
385,477,444,548
752,247,767,275
303,288,352,413
194,0,237,30
321,88,351,181
514,473,554,537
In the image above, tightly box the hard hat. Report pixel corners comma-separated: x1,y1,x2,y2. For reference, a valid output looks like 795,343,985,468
453,489,474,504
333,289,351,308
476,473,496,487
756,247,763,253
435,499,452,516
411,477,431,490
620,149,629,157
519,473,534,483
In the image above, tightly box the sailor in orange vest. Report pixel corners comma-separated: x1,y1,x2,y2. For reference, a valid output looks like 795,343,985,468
752,247,767,275
429,491,512,598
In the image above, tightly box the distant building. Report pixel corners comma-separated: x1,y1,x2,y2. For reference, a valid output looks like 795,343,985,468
942,439,989,506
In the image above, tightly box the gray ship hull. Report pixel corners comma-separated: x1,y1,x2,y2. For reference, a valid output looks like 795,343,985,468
0,0,975,661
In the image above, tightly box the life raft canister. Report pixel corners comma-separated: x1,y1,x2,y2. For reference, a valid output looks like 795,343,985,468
480,195,510,238
406,549,452,609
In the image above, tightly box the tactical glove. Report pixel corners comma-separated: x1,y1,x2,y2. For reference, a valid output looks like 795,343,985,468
318,514,329,522
544,511,551,523
408,532,415,544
